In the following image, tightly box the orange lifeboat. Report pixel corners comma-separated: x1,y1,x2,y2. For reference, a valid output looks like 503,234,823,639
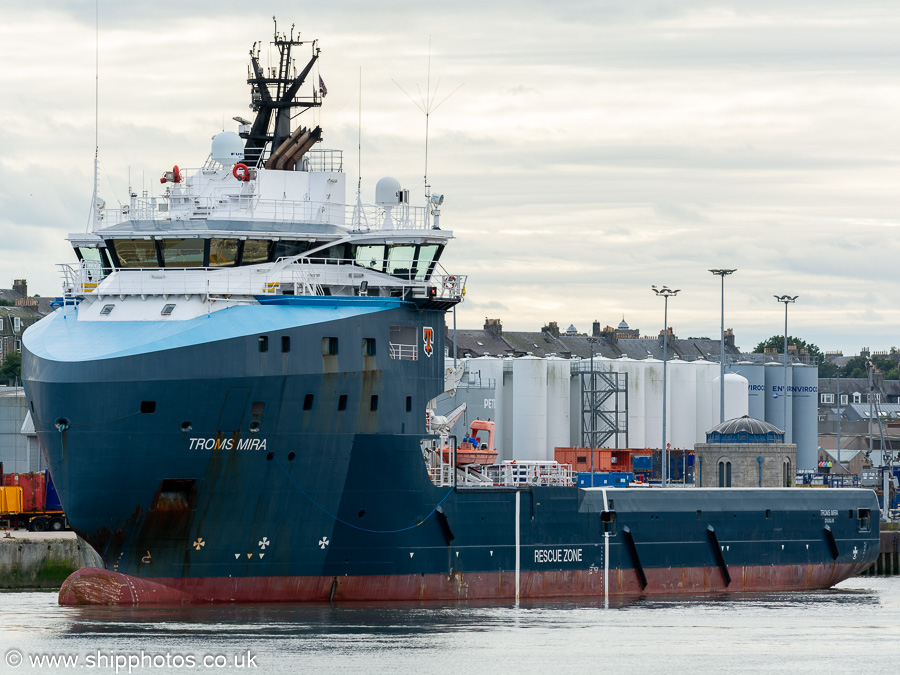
443,419,498,466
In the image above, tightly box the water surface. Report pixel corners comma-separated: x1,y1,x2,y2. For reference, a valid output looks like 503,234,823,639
2,577,898,674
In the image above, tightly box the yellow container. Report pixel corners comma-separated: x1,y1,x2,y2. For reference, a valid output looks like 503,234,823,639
0,486,23,515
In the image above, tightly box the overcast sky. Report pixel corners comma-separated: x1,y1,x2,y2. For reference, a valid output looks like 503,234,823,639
3,2,900,355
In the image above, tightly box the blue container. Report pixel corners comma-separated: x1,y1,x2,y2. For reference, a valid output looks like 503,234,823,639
577,472,635,487
632,455,652,471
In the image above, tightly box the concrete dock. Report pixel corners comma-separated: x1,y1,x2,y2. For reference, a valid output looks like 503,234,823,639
862,528,900,576
0,530,102,589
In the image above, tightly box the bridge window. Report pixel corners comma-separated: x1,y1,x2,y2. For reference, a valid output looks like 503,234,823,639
160,238,204,268
75,246,113,277
415,244,442,281
209,238,240,267
242,239,271,265
271,240,311,260
355,244,385,272
110,239,159,268
387,245,416,279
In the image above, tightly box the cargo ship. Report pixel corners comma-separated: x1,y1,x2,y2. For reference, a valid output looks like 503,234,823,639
22,25,879,605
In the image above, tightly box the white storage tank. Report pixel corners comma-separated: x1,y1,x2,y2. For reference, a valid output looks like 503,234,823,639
501,357,515,459
643,358,664,450
546,357,571,456
613,357,646,449
729,362,766,420
694,359,717,443
467,356,505,457
512,357,548,460
791,365,819,471
723,372,749,420
764,362,793,441
667,359,696,450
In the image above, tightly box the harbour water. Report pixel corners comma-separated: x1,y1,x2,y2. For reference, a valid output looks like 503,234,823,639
1,577,899,674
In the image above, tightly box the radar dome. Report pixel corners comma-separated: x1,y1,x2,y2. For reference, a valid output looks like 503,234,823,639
211,132,245,166
375,176,402,204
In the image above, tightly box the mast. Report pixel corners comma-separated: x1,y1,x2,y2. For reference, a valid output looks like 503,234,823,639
242,19,322,168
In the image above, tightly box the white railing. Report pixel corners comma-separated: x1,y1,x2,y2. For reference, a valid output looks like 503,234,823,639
390,343,419,361
100,198,433,231
485,461,575,487
56,259,465,302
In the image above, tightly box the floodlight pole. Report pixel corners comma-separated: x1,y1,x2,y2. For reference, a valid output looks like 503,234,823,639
653,285,680,487
774,295,798,443
710,269,736,423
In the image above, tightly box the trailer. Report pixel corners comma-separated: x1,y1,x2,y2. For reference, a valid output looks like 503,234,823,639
0,470,69,531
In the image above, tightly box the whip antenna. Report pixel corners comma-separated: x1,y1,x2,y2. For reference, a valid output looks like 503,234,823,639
392,36,464,200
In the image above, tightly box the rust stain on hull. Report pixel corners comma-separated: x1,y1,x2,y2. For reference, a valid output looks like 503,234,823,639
58,561,873,606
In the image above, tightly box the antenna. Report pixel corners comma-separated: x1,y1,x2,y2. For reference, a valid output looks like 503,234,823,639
86,0,99,232
393,37,464,200
351,66,369,232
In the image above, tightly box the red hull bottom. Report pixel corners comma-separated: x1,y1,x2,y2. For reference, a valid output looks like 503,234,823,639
58,562,871,606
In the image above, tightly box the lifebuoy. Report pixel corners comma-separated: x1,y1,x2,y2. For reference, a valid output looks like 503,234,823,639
444,275,457,289
233,163,251,182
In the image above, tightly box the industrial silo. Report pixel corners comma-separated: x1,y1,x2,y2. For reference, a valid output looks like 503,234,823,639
694,359,716,444
569,360,583,447
501,357,515,458
512,356,548,460
614,357,646,449
668,359,696,450
468,356,505,457
723,372,749,420
764,362,793,441
729,362,765,420
791,365,819,471
643,358,664,450
546,357,571,457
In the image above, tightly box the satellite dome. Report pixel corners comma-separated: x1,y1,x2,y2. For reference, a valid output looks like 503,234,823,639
375,176,402,204
211,132,245,166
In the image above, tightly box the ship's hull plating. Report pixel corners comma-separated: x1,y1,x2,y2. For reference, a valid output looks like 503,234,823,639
59,560,873,605
23,298,881,605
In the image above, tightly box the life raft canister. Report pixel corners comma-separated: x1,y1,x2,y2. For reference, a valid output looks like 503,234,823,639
233,163,251,182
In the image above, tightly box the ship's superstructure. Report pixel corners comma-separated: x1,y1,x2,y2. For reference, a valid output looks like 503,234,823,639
22,24,879,605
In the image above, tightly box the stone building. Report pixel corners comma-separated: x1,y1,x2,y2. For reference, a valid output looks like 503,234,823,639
694,416,797,487
0,279,53,374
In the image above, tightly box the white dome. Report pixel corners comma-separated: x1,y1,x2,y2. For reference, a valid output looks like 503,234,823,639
375,176,402,204
211,132,244,166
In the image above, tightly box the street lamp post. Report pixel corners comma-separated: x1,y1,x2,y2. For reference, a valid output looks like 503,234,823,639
653,285,680,487
774,295,798,442
710,269,736,423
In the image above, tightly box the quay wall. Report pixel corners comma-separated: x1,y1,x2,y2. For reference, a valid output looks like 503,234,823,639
862,527,900,577
0,532,102,589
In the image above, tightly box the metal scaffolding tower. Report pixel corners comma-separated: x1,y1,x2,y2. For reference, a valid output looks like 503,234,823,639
581,370,628,449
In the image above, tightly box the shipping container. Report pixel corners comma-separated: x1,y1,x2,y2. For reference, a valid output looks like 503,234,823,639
554,447,635,473
577,472,635,487
2,472,46,513
0,470,67,531
0,486,23,515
